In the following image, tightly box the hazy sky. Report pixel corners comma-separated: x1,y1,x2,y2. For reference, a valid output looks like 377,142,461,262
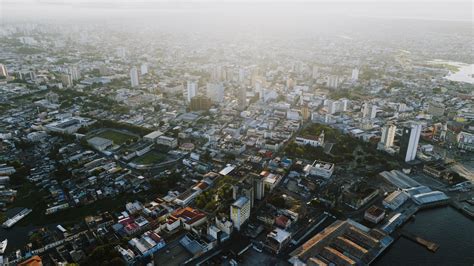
1,0,472,23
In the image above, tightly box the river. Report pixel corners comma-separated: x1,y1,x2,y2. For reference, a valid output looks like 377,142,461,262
428,59,474,84
375,206,474,266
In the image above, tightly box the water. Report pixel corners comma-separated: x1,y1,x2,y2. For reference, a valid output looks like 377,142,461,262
445,64,474,84
0,208,36,254
429,59,474,84
0,225,37,254
375,207,474,266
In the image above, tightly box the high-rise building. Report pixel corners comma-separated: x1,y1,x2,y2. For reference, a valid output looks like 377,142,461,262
206,82,224,103
252,174,265,200
211,66,223,81
238,68,246,84
327,75,339,89
233,182,254,208
301,104,310,121
68,66,81,81
326,100,338,115
238,86,247,110
189,96,212,111
0,64,8,78
186,80,198,102
380,124,396,148
399,123,422,162
230,196,250,231
362,103,377,119
130,66,139,88
340,99,349,112
351,68,359,81
116,47,126,59
312,66,319,79
140,63,148,75
60,74,73,88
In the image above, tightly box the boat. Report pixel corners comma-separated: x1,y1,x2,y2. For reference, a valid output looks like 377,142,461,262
0,239,7,254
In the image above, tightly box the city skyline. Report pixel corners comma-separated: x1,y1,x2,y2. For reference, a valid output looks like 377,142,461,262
0,0,472,265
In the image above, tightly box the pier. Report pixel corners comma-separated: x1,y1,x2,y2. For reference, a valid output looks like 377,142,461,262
398,230,439,252
2,208,32,228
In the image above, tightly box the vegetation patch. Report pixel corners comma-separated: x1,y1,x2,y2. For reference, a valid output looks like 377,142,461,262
94,129,137,145
132,151,167,165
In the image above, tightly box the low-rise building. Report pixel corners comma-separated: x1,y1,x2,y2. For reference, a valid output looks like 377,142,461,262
303,160,335,179
157,135,178,148
128,231,166,257
45,117,94,134
383,191,409,210
87,137,113,151
364,205,385,224
265,228,292,254
143,130,164,142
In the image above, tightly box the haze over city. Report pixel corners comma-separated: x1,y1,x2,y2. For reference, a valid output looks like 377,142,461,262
0,0,473,265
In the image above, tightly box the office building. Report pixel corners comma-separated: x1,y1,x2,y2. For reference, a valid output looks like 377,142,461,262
399,123,422,162
130,66,139,88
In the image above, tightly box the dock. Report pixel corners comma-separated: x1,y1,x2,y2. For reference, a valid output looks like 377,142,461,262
449,200,474,219
2,208,32,228
398,229,439,252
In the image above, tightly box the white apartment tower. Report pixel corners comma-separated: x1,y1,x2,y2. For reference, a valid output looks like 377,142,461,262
140,63,148,75
130,66,139,88
0,64,8,78
186,80,198,102
327,75,339,89
362,103,377,119
68,66,81,81
351,68,359,81
380,124,397,148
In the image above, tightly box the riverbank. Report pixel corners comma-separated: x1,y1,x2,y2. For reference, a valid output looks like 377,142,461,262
375,206,474,265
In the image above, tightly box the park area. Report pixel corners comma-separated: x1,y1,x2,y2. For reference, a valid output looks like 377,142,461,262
94,129,137,145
